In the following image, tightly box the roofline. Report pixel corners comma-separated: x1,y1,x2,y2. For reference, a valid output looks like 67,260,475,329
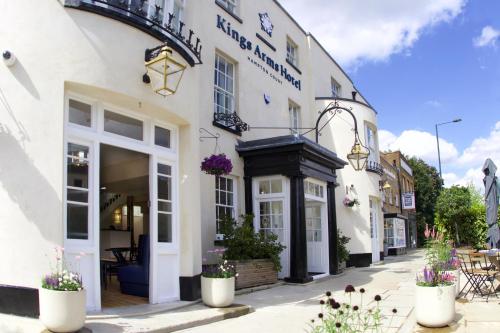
315,97,378,114
272,0,308,35
272,0,377,113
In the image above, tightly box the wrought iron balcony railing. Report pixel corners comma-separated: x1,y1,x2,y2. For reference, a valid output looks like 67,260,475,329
213,112,249,134
64,0,202,66
366,160,384,175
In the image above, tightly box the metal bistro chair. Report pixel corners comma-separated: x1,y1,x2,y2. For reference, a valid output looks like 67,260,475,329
466,252,498,302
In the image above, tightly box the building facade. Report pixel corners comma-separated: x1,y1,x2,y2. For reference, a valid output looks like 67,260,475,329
381,151,417,255
0,0,383,316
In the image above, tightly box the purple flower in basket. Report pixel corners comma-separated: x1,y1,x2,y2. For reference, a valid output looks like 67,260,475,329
201,154,233,176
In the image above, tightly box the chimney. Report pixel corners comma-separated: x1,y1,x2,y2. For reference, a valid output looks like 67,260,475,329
352,91,357,101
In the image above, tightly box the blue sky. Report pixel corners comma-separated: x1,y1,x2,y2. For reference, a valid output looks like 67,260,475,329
280,0,500,190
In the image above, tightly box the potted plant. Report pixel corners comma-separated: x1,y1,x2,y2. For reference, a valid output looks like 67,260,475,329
342,196,359,207
39,247,86,333
201,249,237,308
337,229,350,272
441,248,461,297
219,214,285,289
414,225,456,327
200,153,233,176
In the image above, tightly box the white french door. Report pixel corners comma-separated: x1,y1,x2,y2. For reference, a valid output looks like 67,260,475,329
370,199,380,263
253,177,290,279
149,158,179,303
304,179,328,275
305,201,327,273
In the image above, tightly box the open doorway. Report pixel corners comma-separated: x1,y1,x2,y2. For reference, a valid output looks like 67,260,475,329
99,144,150,308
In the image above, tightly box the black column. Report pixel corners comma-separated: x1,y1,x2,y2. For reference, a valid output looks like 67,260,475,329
285,175,312,283
244,175,253,215
327,182,339,275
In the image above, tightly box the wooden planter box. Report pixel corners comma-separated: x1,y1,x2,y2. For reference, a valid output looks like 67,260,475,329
230,259,277,290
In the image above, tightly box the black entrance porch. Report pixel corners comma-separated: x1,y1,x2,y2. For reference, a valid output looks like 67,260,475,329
236,135,347,283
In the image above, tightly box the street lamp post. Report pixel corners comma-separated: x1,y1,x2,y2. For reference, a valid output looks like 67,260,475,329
435,118,462,179
434,118,462,245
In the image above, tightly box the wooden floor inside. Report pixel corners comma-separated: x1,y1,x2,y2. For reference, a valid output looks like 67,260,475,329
101,276,149,308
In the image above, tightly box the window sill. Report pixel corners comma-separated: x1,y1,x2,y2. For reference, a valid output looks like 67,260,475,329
286,59,302,75
215,1,243,23
212,121,243,136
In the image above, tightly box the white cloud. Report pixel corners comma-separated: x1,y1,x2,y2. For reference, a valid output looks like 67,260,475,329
278,0,466,68
458,121,500,166
473,25,500,48
425,100,442,108
379,129,459,164
443,168,485,191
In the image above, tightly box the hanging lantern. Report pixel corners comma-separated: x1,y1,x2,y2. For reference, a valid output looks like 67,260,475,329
347,139,369,171
144,46,186,97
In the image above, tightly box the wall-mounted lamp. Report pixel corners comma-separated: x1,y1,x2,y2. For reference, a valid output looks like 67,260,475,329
379,180,391,191
3,50,16,67
143,46,186,97
347,138,370,171
113,208,122,225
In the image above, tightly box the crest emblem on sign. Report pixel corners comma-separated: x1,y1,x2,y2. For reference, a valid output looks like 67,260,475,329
259,13,274,37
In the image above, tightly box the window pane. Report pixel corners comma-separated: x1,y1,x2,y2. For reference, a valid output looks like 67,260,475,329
68,143,89,159
158,201,171,212
68,99,91,127
158,213,172,242
67,189,88,203
104,110,143,141
158,175,171,200
158,163,171,175
155,126,171,148
67,157,88,188
259,181,270,194
270,179,282,193
67,204,88,239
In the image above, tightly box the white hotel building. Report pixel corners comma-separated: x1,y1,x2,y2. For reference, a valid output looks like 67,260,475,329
0,0,383,316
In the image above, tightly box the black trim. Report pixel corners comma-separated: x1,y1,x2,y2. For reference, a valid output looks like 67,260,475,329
212,121,242,136
315,97,377,114
255,33,276,52
244,176,253,215
327,182,339,275
0,285,39,318
383,213,407,220
286,59,302,75
179,275,201,301
215,0,243,23
388,248,407,256
347,253,372,268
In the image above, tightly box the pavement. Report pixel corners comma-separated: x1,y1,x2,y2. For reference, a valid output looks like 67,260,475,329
2,250,500,333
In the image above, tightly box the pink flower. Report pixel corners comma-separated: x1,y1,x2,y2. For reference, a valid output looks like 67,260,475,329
424,224,430,239
431,226,436,239
75,255,81,260
79,252,86,256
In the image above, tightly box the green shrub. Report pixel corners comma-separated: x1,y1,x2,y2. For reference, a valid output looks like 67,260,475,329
219,214,285,272
337,229,350,263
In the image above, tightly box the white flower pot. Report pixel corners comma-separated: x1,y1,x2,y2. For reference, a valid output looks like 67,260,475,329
444,270,460,297
39,288,86,332
415,284,455,327
201,276,235,308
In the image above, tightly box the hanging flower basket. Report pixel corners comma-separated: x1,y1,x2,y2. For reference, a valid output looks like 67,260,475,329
343,196,360,207
201,154,233,176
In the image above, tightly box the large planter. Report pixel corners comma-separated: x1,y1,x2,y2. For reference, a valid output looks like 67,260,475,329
231,259,277,289
443,270,460,297
415,284,455,327
39,288,86,333
201,276,235,307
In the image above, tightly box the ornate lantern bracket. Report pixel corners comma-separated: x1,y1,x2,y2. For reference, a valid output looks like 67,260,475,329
315,100,370,171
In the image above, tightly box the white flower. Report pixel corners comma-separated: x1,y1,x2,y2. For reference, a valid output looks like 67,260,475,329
78,288,82,291
58,277,63,281
235,273,239,277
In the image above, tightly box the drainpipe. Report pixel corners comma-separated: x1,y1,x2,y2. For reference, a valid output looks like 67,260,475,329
352,91,357,101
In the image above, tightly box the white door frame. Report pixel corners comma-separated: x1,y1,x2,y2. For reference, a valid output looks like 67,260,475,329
63,92,179,311
369,198,380,263
304,178,329,278
252,176,290,279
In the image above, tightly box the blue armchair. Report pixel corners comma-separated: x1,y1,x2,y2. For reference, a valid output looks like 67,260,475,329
118,234,150,297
